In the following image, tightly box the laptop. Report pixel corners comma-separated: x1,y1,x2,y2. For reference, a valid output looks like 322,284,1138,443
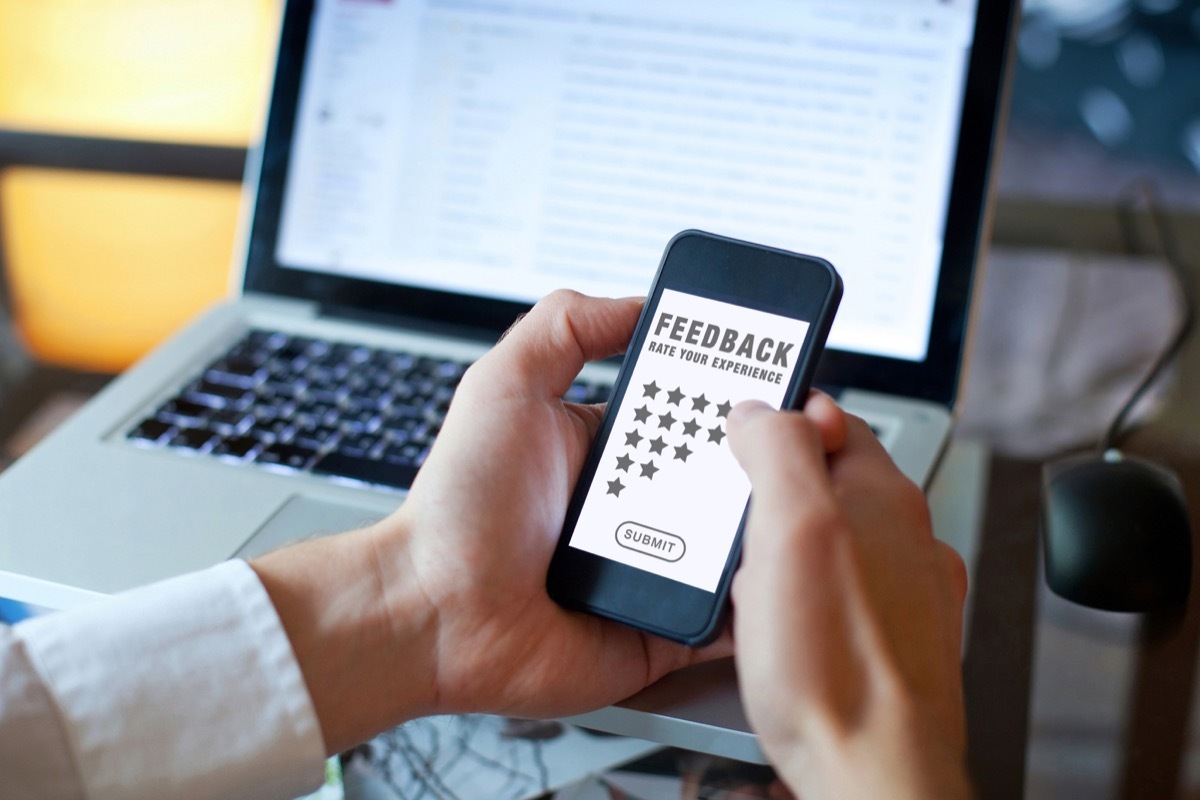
1,0,1012,630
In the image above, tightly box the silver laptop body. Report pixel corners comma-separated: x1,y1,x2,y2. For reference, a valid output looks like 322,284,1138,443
0,0,1015,760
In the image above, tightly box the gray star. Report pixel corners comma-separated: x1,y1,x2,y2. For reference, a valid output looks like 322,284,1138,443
639,460,659,479
648,436,667,455
607,477,625,496
673,443,693,462
643,380,661,399
633,405,651,423
615,453,634,472
682,418,701,437
691,393,710,412
666,387,685,405
716,400,732,418
657,411,677,430
708,425,726,444
625,429,643,448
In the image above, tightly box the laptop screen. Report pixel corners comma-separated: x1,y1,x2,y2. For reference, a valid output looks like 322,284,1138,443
245,0,1015,404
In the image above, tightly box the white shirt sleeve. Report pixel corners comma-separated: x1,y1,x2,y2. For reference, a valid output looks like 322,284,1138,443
0,560,326,800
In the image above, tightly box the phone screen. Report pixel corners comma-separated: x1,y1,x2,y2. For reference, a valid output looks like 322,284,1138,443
566,288,812,592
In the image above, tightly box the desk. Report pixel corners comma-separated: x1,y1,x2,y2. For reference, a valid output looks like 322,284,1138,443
967,429,1200,800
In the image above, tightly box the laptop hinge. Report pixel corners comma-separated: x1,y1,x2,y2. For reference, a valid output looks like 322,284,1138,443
240,292,321,317
315,302,503,345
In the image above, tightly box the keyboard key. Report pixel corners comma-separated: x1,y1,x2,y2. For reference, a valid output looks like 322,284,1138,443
305,339,331,360
312,452,419,489
337,433,382,458
258,419,296,442
169,427,218,451
302,364,337,386
382,403,422,422
305,387,345,406
422,406,447,427
434,359,465,381
259,379,305,401
213,434,259,459
243,329,287,352
276,338,313,362
256,442,318,470
207,408,251,435
294,425,340,449
187,379,251,407
204,365,262,390
158,398,211,424
409,422,435,445
128,418,172,444
211,354,263,377
389,441,424,463
377,352,415,373
382,428,411,447
250,403,282,424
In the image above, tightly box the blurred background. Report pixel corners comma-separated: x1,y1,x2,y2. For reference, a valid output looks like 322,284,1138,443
0,0,277,461
960,0,1200,459
1003,0,1200,208
0,0,275,367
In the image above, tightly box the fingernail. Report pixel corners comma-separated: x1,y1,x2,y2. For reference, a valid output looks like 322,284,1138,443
728,399,773,424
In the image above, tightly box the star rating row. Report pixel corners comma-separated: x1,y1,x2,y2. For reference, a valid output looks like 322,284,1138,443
605,460,654,493
608,433,706,496
616,437,693,469
607,452,669,496
625,425,725,450
642,381,732,417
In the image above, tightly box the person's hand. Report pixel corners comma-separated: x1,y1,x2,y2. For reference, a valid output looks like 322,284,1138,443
385,289,734,719
727,401,972,800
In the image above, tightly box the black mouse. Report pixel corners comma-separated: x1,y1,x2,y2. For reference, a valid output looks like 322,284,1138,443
1041,451,1192,612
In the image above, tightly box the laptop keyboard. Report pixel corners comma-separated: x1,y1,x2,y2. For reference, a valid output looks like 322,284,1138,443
125,329,613,490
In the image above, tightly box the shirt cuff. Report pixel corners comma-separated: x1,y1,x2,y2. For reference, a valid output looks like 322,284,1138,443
18,559,326,800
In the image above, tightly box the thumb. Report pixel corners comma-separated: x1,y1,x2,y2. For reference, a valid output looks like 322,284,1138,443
470,290,644,399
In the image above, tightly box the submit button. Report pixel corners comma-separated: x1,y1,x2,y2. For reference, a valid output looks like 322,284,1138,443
615,521,686,563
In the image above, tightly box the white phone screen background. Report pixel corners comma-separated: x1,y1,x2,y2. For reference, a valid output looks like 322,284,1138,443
568,289,811,592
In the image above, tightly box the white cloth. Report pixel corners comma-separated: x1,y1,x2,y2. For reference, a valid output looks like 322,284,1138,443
0,560,326,800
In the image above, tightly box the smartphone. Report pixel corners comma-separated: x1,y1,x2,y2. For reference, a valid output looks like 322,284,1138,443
546,230,842,645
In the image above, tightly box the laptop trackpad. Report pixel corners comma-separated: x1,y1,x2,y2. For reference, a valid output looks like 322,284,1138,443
234,495,387,560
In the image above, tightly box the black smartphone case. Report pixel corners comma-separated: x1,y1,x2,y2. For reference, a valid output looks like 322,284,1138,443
547,230,843,646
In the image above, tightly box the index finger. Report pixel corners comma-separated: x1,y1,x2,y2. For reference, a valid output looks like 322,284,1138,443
725,402,839,523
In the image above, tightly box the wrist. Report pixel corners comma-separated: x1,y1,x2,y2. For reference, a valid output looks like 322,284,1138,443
251,511,440,754
767,698,972,800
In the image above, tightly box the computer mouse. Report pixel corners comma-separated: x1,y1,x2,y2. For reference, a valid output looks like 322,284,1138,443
1041,451,1192,612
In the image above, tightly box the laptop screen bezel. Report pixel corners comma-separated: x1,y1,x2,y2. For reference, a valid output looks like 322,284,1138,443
243,0,1017,407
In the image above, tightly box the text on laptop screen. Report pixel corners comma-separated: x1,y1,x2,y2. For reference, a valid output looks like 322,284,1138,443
275,0,977,362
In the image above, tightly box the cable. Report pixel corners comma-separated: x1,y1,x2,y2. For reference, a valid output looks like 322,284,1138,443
1098,179,1198,452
